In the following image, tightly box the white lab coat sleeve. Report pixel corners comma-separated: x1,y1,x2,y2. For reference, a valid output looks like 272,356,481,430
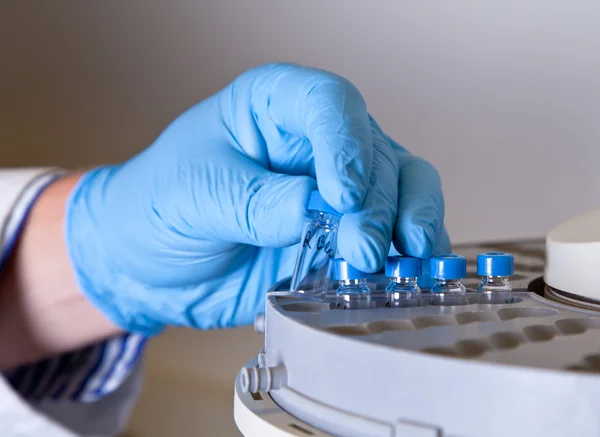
0,168,146,437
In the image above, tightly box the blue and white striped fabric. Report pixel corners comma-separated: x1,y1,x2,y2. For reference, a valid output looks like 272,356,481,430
0,169,147,404
4,333,147,403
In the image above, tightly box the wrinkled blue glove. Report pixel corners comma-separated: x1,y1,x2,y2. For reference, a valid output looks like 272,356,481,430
65,63,450,336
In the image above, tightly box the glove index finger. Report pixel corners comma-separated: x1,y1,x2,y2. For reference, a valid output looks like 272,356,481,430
257,63,373,214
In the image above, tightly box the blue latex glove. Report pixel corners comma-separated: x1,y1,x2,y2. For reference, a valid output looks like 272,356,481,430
66,63,450,336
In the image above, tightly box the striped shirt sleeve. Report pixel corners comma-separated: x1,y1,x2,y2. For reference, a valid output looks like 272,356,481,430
0,168,147,403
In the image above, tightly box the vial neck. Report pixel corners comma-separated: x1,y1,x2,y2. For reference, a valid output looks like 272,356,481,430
482,276,510,286
434,279,463,287
340,279,367,287
338,279,369,293
389,277,417,286
309,210,340,226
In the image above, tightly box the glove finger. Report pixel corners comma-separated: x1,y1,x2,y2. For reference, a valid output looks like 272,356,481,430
392,152,446,259
249,63,373,214
194,149,317,247
435,225,452,255
337,117,399,272
243,172,317,247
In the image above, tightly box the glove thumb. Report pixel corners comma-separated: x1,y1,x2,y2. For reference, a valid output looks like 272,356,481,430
218,157,317,247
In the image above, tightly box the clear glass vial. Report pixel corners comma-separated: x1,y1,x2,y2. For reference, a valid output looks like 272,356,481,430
331,259,372,310
290,191,342,300
430,254,467,295
385,256,421,307
477,252,514,303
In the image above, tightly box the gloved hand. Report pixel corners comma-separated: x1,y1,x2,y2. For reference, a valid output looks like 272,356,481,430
65,63,450,336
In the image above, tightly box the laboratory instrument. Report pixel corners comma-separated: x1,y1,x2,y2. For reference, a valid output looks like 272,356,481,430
235,207,600,437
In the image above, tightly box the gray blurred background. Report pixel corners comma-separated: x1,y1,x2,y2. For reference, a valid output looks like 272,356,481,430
2,1,599,435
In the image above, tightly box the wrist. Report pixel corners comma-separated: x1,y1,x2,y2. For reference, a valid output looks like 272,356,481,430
0,172,123,368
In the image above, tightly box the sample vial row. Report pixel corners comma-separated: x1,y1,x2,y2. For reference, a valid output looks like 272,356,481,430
331,252,515,310
288,190,514,309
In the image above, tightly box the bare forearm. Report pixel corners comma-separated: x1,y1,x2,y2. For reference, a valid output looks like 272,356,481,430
0,173,122,370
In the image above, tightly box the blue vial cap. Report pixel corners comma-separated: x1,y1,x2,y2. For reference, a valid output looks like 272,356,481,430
417,258,433,288
429,254,467,280
308,191,342,217
330,259,370,281
385,256,422,278
477,252,514,277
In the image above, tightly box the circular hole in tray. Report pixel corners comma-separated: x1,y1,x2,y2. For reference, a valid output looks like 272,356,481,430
421,346,457,357
497,307,558,321
367,320,414,333
455,311,500,325
325,325,370,336
522,324,559,342
282,302,331,313
489,332,525,349
453,339,491,357
555,318,600,335
412,315,458,330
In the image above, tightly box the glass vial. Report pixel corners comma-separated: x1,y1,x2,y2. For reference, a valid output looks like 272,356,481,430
385,256,421,307
290,191,342,300
331,259,372,310
429,255,467,305
477,252,514,303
